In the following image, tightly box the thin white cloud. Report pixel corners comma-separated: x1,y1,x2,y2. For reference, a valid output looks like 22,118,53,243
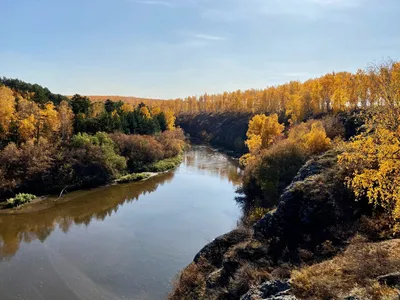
306,0,360,8
200,0,360,22
194,34,226,41
135,0,175,7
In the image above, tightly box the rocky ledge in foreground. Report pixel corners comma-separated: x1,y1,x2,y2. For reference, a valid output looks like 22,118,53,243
169,151,400,299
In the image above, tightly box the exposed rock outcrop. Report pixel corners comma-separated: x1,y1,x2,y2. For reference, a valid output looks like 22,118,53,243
169,151,379,299
240,280,297,300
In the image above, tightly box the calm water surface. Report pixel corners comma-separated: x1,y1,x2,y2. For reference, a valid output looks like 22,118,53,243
0,146,242,300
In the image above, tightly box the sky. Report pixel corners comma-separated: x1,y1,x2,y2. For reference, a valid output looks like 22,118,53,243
1,0,400,99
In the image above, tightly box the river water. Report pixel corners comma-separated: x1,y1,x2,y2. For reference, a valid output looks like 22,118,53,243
0,146,242,300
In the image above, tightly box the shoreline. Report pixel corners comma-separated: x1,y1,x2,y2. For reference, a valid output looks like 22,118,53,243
0,155,183,215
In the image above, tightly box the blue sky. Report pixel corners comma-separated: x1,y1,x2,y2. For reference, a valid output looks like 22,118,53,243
1,0,399,98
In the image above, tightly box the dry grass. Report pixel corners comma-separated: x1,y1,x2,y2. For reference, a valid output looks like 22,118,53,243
227,263,272,296
291,237,400,299
169,258,213,300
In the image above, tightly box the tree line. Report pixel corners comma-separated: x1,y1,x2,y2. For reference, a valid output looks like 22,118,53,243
0,79,183,200
122,61,400,124
0,80,176,147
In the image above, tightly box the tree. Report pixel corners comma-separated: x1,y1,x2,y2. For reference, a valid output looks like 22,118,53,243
0,86,15,139
58,100,74,141
140,106,151,119
89,102,105,118
245,114,284,154
18,115,36,142
121,103,134,113
41,102,61,138
338,123,400,228
164,110,176,131
71,94,90,115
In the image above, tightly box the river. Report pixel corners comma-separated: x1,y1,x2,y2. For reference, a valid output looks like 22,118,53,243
0,146,242,300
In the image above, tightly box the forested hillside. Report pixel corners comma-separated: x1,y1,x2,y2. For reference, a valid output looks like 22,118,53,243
0,80,185,203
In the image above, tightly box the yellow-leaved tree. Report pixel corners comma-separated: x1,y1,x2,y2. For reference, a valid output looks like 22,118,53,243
151,107,162,116
140,106,151,119
338,61,400,230
241,114,284,167
338,123,400,227
0,86,16,139
288,120,331,156
164,109,176,131
41,102,61,137
58,100,74,141
246,114,284,153
121,103,134,113
303,122,331,155
18,114,36,141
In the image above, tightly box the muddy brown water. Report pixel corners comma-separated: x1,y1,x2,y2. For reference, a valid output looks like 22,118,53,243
0,146,242,300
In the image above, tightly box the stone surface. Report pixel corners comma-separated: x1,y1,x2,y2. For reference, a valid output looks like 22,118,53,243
194,228,250,267
240,280,297,300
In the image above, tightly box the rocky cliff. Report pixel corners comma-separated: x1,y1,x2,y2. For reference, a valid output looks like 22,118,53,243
169,151,400,299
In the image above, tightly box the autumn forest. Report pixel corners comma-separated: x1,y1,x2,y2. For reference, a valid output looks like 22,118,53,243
1,60,400,299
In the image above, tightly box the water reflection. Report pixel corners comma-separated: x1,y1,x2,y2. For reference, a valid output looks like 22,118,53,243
0,172,175,260
184,146,242,185
0,147,241,261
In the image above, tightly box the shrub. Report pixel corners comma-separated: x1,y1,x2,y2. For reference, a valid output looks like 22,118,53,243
146,156,183,172
110,133,164,172
0,138,57,195
156,128,187,158
115,173,151,184
245,207,271,225
67,132,127,187
288,120,331,156
7,193,36,208
241,140,306,209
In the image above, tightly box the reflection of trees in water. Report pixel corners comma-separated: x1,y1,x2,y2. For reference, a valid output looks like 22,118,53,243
184,148,242,185
0,172,174,260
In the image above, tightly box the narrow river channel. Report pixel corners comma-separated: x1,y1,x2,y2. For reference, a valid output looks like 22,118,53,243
0,146,242,300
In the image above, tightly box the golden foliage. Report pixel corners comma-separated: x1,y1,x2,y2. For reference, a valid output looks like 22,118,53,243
288,121,331,155
151,106,161,116
18,115,36,141
121,103,134,113
41,102,61,135
245,114,284,154
140,106,151,119
339,121,400,225
58,100,74,141
0,86,15,138
164,109,176,131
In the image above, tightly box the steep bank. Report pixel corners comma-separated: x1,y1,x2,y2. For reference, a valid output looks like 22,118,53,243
176,113,252,157
169,151,400,299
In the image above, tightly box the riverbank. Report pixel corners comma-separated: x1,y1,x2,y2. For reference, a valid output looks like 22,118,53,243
0,147,241,299
0,154,184,213
169,149,400,299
